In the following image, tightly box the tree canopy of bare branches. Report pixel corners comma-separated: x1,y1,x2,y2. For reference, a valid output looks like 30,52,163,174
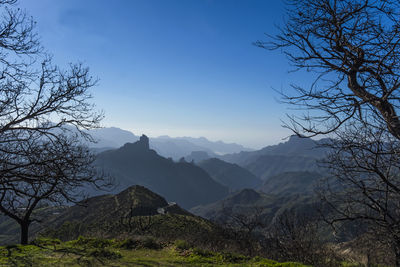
0,1,108,244
256,0,400,139
257,0,400,265
319,124,400,264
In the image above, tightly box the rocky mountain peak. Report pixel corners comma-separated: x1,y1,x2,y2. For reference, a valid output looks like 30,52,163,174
139,134,150,150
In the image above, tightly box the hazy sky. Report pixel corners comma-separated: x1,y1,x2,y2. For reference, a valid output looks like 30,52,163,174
17,0,310,148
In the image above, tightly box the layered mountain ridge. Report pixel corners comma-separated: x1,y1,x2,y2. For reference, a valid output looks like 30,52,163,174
95,135,229,209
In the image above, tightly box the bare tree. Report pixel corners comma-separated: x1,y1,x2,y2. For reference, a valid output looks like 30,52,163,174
117,204,157,235
0,134,110,244
0,1,107,244
265,210,339,267
257,0,400,265
256,0,400,139
0,1,102,137
219,205,266,255
318,124,400,265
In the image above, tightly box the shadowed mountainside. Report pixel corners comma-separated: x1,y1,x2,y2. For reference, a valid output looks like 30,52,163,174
95,135,229,209
260,171,323,196
220,135,328,180
198,158,262,192
190,188,317,227
190,170,324,225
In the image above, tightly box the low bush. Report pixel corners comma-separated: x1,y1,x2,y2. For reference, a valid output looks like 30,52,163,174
192,247,214,257
31,237,61,247
67,236,113,248
88,248,122,260
174,239,191,250
218,251,249,263
140,236,161,249
116,238,139,249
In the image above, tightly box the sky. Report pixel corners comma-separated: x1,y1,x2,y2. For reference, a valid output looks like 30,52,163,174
17,0,309,149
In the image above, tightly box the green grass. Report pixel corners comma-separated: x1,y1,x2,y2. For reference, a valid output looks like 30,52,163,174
0,236,309,266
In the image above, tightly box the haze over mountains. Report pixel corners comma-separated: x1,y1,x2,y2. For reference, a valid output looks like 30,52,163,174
89,128,328,217
87,127,327,182
87,127,253,159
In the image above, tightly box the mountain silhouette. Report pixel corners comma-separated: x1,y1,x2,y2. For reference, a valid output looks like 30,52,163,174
95,135,229,209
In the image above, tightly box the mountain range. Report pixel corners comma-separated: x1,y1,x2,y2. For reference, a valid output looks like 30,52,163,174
86,127,253,159
0,132,339,248
90,131,331,209
86,127,327,184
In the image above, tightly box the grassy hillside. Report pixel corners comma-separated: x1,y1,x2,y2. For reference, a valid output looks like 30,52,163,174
0,206,67,245
0,186,226,247
39,186,225,245
0,236,308,267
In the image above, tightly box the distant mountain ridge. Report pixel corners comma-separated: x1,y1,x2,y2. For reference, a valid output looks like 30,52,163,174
220,135,327,165
85,127,252,159
219,135,329,180
164,136,252,155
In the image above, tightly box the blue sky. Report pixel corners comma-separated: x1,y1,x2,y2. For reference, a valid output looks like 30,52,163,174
18,0,307,148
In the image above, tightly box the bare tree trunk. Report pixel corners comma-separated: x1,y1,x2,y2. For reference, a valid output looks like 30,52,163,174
20,221,29,245
395,246,400,267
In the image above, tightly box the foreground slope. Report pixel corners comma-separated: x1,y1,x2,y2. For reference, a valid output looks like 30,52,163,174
95,135,229,209
0,237,307,267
